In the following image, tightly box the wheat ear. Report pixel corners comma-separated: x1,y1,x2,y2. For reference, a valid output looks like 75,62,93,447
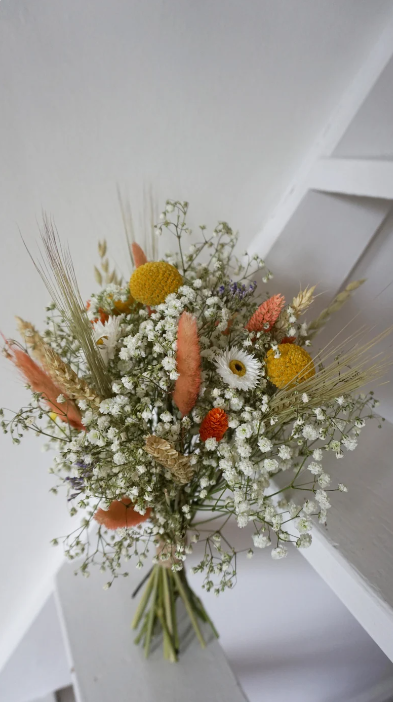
16,318,102,407
144,435,194,485
43,346,103,408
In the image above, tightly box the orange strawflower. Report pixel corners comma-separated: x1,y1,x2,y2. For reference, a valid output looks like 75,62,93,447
246,294,285,333
200,408,228,442
94,497,151,530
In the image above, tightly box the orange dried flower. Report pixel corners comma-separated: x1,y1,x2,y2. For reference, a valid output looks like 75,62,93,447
200,408,228,442
86,300,109,325
281,336,296,344
246,294,285,333
94,497,151,530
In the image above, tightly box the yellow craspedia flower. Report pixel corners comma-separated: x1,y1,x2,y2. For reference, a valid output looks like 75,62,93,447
266,344,315,389
129,261,183,306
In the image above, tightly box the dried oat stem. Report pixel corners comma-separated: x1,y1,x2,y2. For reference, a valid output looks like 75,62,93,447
307,279,366,339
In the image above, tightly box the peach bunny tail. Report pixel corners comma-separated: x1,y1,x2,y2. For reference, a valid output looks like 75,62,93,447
173,311,201,416
8,345,84,431
131,242,148,268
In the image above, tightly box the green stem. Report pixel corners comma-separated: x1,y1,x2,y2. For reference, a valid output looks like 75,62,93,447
173,572,206,649
131,568,155,630
144,566,160,658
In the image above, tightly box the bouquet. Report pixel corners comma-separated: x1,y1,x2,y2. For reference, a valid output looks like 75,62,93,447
2,200,386,662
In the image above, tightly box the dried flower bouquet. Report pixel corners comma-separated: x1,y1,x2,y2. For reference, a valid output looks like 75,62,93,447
2,200,386,661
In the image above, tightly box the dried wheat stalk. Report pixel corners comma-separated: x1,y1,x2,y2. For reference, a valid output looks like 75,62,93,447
268,326,392,424
43,346,103,408
15,316,102,408
15,317,47,366
144,435,194,484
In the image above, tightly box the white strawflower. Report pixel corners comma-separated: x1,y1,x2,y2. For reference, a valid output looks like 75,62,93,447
215,346,261,391
93,316,122,365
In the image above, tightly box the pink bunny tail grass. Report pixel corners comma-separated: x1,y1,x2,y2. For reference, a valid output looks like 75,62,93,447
246,294,285,333
8,346,84,431
131,242,148,268
173,312,201,416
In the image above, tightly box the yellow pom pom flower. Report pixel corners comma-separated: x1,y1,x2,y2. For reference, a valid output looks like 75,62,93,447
129,261,183,306
266,344,315,389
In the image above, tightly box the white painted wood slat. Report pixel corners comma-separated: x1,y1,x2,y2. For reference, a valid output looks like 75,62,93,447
55,562,248,702
309,158,393,199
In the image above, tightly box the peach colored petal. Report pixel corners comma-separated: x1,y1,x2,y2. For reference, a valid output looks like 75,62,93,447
94,497,151,530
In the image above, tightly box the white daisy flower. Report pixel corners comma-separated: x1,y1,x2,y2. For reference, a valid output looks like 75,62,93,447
215,346,261,390
93,316,122,365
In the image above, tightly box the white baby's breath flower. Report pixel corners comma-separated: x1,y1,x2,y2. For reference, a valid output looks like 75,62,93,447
342,436,358,451
302,425,319,441
258,437,272,453
205,437,218,451
308,461,322,475
297,534,312,548
318,472,331,488
252,533,271,548
271,546,288,560
278,445,292,460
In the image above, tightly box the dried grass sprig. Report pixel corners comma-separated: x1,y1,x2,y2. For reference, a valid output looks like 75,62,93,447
291,286,316,318
27,216,112,398
307,279,366,339
144,435,194,485
95,239,122,287
268,326,392,424
117,186,158,267
15,317,47,366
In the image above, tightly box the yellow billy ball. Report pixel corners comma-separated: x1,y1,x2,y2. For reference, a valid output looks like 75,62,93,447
129,261,183,306
266,344,315,389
